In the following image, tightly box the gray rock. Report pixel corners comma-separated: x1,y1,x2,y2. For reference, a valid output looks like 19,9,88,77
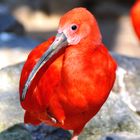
0,123,71,140
25,123,71,140
0,63,24,131
0,124,32,140
112,53,140,113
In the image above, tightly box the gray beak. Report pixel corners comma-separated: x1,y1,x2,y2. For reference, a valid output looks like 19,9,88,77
21,32,68,101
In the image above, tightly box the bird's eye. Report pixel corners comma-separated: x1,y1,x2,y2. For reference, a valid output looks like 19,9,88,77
71,24,78,31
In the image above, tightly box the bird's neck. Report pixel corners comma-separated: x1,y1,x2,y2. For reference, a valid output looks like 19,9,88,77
61,41,99,88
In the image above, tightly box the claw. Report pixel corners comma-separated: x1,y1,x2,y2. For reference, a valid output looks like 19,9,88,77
48,114,65,125
47,109,57,124
60,120,64,125
51,117,57,124
47,114,57,124
46,107,65,125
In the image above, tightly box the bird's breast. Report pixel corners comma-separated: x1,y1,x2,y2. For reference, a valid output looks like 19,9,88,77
58,47,108,111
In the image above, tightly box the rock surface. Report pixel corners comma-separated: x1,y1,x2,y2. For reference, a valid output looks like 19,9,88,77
0,63,24,131
0,124,32,140
113,53,140,113
101,132,140,140
25,123,71,140
0,53,140,140
0,123,71,140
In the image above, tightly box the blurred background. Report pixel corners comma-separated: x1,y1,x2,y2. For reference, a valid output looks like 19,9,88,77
0,0,140,69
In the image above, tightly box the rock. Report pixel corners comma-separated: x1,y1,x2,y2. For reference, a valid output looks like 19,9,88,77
0,53,140,140
0,123,71,140
25,123,71,140
0,63,24,131
0,4,24,35
101,132,140,140
0,33,40,69
112,53,140,113
0,124,32,140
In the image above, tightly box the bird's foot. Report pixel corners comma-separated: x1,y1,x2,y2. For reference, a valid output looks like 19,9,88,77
47,110,65,125
71,135,78,140
47,109,57,123
48,114,57,123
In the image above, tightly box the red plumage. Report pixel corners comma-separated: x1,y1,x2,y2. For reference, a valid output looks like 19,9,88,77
19,8,117,140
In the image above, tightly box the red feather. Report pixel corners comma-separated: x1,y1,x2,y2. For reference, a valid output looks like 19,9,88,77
19,7,117,140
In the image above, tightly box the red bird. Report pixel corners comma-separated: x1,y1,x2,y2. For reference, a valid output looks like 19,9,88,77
130,0,140,40
19,8,117,140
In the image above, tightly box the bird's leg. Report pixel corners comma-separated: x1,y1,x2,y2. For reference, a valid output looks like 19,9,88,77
71,135,78,140
47,97,65,125
46,110,57,124
71,126,84,140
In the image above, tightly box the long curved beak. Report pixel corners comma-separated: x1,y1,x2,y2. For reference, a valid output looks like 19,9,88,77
21,32,68,101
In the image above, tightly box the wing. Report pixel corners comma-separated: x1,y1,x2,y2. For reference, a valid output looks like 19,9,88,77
19,37,64,111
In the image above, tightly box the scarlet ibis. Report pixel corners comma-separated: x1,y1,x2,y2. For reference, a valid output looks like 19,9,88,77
130,0,140,40
19,7,117,140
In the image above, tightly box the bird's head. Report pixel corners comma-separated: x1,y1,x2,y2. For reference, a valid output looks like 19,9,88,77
58,7,102,45
21,7,102,101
